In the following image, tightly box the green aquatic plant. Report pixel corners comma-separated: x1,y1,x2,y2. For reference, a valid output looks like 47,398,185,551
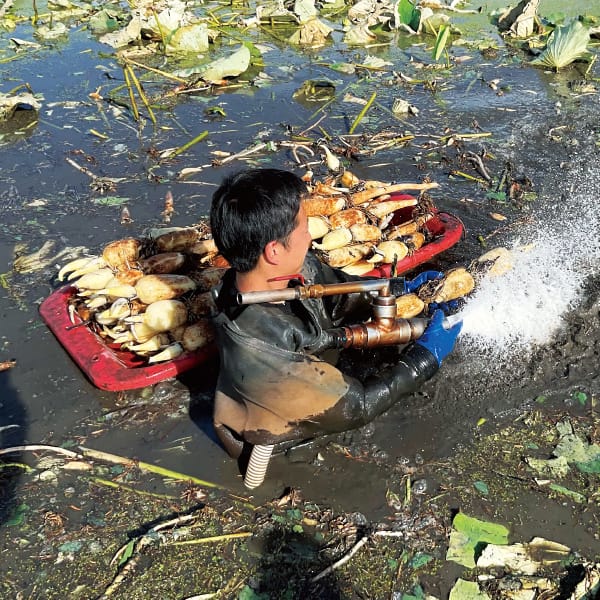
532,20,591,70
432,23,451,62
395,0,420,33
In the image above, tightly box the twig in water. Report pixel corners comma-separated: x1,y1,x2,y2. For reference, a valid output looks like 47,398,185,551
449,169,488,185
152,8,168,55
64,156,99,181
311,530,405,583
100,513,200,599
465,150,493,183
214,141,270,166
311,536,370,582
0,462,33,472
298,114,328,137
0,444,80,459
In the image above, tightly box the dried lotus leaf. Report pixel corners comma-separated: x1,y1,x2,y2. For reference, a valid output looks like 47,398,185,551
308,216,331,240
395,294,425,319
329,208,367,229
350,223,382,243
312,227,353,251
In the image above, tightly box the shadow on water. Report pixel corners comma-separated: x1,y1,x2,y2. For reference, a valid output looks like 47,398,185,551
0,369,28,526
181,357,221,448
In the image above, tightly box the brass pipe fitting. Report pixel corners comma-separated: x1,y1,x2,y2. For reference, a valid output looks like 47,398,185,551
342,318,428,349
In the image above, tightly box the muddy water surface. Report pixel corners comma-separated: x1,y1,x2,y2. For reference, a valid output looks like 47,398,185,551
1,0,599,570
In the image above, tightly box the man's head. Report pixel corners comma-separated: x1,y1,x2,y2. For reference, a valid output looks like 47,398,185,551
210,168,309,273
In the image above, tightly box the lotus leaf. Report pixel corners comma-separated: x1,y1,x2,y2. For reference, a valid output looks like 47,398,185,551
167,23,209,54
199,45,251,83
446,513,509,568
289,18,332,46
532,20,591,70
448,579,490,600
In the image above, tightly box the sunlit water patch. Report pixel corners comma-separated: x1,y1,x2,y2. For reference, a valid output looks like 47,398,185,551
456,177,600,356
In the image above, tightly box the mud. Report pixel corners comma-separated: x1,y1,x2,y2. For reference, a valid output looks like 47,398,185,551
1,0,600,597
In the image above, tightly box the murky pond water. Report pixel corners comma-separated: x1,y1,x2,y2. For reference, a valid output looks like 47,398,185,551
1,0,599,572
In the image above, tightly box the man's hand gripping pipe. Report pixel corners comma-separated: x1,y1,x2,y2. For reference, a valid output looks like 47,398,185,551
237,279,450,351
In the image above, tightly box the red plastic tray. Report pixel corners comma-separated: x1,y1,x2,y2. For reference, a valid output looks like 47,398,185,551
362,200,463,277
39,286,217,391
39,203,463,391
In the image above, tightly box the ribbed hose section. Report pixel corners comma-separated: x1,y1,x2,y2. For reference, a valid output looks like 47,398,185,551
243,444,275,489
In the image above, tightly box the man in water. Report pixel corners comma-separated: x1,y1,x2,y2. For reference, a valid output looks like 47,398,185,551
209,168,461,462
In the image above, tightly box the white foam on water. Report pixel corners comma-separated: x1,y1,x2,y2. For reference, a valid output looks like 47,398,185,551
456,183,600,356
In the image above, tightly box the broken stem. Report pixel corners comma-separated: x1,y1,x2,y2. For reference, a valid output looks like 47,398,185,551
213,141,269,166
65,157,99,180
123,58,188,84
79,446,225,489
123,66,140,121
311,530,405,582
0,444,80,458
311,536,370,582
126,65,157,125
348,91,377,135
152,8,168,55
171,532,252,546
163,130,209,160
92,477,178,500
450,169,488,184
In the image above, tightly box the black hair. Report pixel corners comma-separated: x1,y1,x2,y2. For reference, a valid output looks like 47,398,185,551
210,168,307,273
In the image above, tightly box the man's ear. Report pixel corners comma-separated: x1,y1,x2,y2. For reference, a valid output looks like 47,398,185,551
263,240,280,265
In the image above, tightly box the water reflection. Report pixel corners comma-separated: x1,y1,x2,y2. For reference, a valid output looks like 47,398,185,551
0,107,38,144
